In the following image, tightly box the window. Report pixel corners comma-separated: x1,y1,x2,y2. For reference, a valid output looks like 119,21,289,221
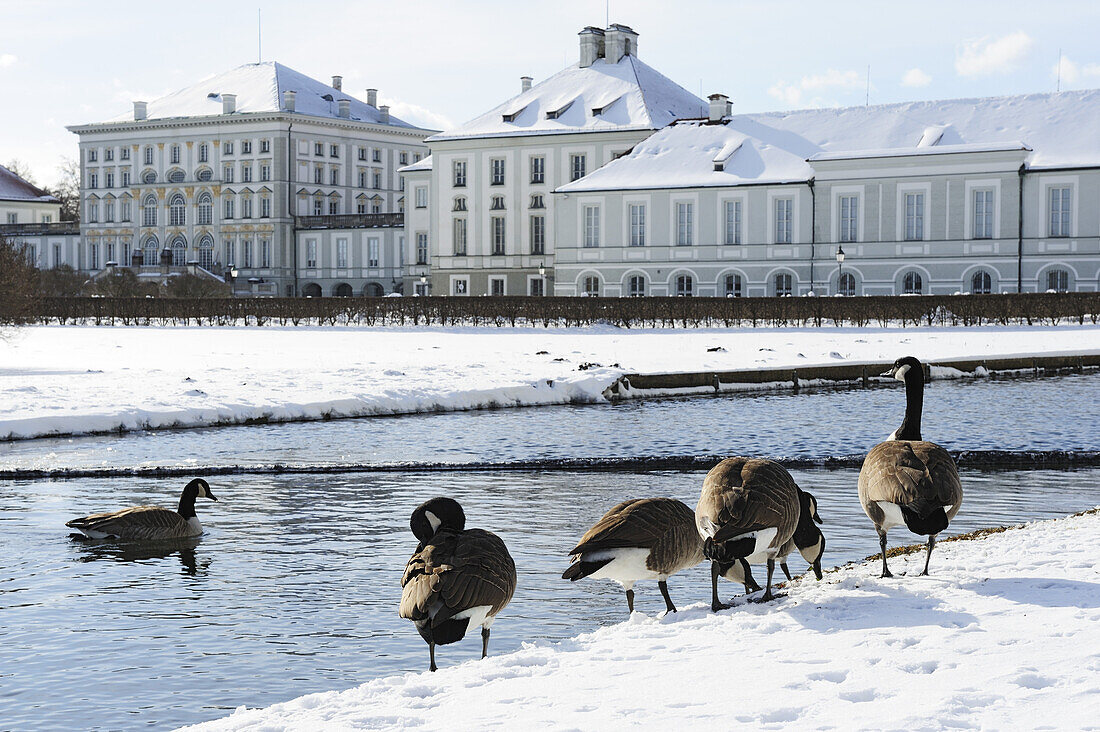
373,171,382,189
5,213,15,224
199,144,208,163
224,240,234,267
314,166,323,184
570,153,586,181
87,149,97,162
530,156,545,184
120,147,130,161
416,233,428,264
87,201,98,222
142,170,157,184
89,243,99,269
167,169,185,183
313,197,323,215
368,238,380,267
261,239,270,268
529,277,545,296
144,146,154,165
584,205,600,247
903,271,923,294
105,242,114,264
414,153,422,163
491,195,506,210
105,200,115,222
530,215,545,254
122,170,131,187
261,197,271,218
724,200,742,245
328,198,339,215
171,237,187,266
224,198,235,219
628,275,646,297
453,218,467,255
330,168,339,185
490,277,505,296
453,196,467,212
1049,186,1071,237
973,189,993,239
774,272,792,297
306,239,318,268
453,278,468,295
356,170,368,188
724,273,742,298
358,147,366,161
675,274,694,297
314,142,323,156
224,141,234,155
838,272,855,297
399,152,408,165
839,195,858,243
775,198,793,244
224,165,234,183
453,160,467,187
676,202,693,246
242,240,253,268
357,199,367,214
371,198,381,214
971,270,992,294
629,204,646,246
169,194,185,226
491,158,505,185
1046,268,1069,292
335,238,348,268
260,164,270,182
366,148,378,163
42,214,52,223
144,237,159,265
236,140,249,155
89,172,98,189
582,276,600,297
198,235,214,270
170,144,180,164
120,198,131,222
530,194,544,209
242,165,252,183
260,139,269,153
324,144,335,159
415,187,428,208
242,196,253,219
105,149,113,162
53,243,61,268
142,195,157,226
905,192,924,241
106,172,114,189
491,216,506,254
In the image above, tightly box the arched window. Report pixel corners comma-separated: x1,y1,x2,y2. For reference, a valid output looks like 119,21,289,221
171,236,187,266
971,270,992,294
334,283,353,297
582,275,600,297
197,192,213,225
1046,268,1069,292
197,234,214,270
628,275,646,297
903,271,923,294
142,195,158,227
142,236,159,265
169,194,186,226
724,273,742,298
774,272,792,297
675,274,694,297
838,272,855,296
302,283,323,298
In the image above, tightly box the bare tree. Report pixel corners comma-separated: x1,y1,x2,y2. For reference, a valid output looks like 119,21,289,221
53,157,81,222
0,237,38,324
166,273,231,299
3,159,38,186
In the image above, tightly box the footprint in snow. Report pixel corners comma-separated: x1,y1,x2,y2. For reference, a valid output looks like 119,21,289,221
830,351,845,359
184,389,207,397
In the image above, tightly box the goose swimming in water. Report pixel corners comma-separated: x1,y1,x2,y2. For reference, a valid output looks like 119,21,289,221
399,497,516,672
858,356,963,577
66,478,218,541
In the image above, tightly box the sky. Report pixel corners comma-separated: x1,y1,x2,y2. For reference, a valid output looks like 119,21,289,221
2,0,1099,188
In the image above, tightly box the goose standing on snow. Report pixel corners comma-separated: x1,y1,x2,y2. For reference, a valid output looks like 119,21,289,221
858,356,963,577
66,478,218,540
780,488,826,581
400,497,516,672
563,498,703,614
696,458,800,609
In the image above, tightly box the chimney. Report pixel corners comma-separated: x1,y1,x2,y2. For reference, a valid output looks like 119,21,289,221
708,93,731,122
133,101,147,121
222,93,237,114
338,99,351,118
283,89,296,112
379,105,390,124
366,88,378,107
521,76,533,93
578,26,605,68
604,24,639,63
332,75,343,91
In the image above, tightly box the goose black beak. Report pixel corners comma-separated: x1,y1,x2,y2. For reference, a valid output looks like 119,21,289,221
207,492,219,502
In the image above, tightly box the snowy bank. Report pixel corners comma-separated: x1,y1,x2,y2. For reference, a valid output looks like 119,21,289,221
2,324,1098,441
182,509,1100,731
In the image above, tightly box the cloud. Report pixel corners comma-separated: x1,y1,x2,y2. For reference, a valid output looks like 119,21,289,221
768,68,862,107
381,98,454,132
1055,56,1100,87
902,68,932,87
0,53,16,68
955,32,1034,77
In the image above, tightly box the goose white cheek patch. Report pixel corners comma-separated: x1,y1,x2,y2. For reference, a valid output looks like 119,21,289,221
425,511,441,533
894,364,910,382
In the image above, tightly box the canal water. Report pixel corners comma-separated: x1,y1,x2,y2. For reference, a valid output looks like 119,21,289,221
1,373,1098,730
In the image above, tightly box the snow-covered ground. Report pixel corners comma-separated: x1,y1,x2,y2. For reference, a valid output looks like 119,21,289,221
2,324,1098,441
182,509,1100,731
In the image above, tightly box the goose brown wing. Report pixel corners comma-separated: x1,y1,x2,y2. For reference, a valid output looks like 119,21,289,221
913,442,962,515
569,498,691,555
66,506,191,540
859,441,933,506
704,459,799,545
400,529,516,623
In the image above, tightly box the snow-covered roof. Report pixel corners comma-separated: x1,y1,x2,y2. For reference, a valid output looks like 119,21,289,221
95,62,419,128
0,164,58,203
560,88,1100,193
398,154,433,173
428,55,705,142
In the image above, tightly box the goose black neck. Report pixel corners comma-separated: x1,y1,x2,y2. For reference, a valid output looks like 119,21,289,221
178,487,198,519
895,372,924,441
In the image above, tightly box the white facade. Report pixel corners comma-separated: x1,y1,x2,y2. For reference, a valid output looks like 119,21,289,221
0,164,61,225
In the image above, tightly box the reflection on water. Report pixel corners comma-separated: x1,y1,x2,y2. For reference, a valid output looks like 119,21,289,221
3,467,1100,731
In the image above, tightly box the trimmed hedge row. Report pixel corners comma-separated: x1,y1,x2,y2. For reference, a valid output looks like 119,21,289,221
4,293,1098,328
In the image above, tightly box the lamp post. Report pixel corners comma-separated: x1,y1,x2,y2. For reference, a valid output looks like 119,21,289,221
419,274,428,297
538,262,546,296
835,246,845,296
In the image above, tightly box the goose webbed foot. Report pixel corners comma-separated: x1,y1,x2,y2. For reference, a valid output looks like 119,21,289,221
658,580,677,613
711,600,732,612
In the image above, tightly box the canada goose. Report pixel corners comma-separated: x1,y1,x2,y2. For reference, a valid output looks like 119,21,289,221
562,498,704,614
400,497,516,672
696,457,800,609
66,478,218,541
858,356,963,578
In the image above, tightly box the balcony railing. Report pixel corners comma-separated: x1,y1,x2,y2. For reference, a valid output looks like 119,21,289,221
0,221,80,236
295,213,404,230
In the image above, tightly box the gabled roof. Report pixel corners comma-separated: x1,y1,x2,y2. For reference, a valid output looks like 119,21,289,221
559,88,1100,193
94,62,420,128
428,55,705,142
399,154,433,173
0,164,58,203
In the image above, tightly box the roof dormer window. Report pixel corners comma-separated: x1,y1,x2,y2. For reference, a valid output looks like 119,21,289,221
546,100,575,120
